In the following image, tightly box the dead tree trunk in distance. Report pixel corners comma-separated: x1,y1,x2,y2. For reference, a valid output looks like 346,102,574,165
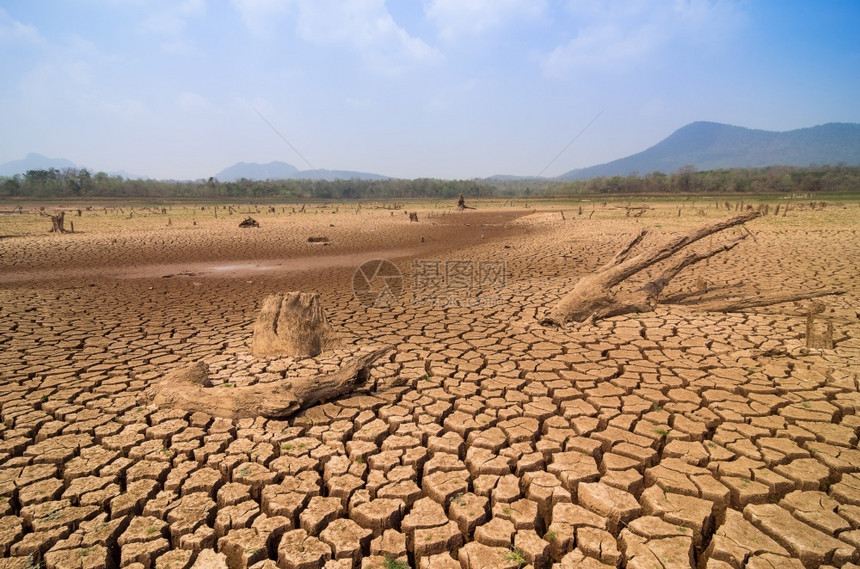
41,211,68,233
457,193,475,210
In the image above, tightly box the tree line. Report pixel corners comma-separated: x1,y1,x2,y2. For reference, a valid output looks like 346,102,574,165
0,164,857,199
550,165,860,196
0,168,494,200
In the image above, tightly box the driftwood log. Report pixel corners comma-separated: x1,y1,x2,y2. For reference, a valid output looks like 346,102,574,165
144,346,393,420
251,292,337,357
542,211,844,326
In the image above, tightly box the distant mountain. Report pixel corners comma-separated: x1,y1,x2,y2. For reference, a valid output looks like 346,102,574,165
485,175,542,181
215,161,387,182
0,153,145,179
559,122,860,180
215,161,298,181
290,169,388,181
0,153,77,177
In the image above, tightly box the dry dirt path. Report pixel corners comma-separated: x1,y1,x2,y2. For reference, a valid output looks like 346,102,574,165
0,203,858,569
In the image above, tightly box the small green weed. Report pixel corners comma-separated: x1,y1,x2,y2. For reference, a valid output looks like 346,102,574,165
383,557,409,569
504,548,527,568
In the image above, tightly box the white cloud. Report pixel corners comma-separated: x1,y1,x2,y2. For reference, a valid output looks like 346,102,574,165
104,98,149,121
138,0,206,54
232,0,441,73
177,92,217,113
424,0,546,41
541,0,746,77
0,8,45,48
230,0,290,36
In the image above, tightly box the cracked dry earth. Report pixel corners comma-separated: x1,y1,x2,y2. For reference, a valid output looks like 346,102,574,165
1,203,859,569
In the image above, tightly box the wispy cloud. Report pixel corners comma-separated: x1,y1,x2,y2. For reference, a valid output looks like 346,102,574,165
541,0,746,77
138,0,206,54
0,8,45,48
232,0,441,73
177,92,218,113
229,0,290,36
424,0,546,41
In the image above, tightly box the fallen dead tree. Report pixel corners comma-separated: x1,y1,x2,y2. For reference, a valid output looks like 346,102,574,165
144,291,397,419
144,347,393,420
541,211,844,326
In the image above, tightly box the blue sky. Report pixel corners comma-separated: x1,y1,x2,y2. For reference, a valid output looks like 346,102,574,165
1,1,858,180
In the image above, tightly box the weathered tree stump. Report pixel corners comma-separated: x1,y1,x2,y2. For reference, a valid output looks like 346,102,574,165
239,217,259,228
41,211,68,233
457,193,475,210
252,292,338,358
142,291,398,419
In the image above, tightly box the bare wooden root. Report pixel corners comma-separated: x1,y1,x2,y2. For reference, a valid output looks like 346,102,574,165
542,211,762,326
143,346,393,420
541,211,844,327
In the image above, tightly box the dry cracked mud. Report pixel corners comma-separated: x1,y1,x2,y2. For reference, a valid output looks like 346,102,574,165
1,200,859,569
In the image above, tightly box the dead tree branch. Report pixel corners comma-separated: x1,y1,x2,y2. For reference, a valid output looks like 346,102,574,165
542,211,761,326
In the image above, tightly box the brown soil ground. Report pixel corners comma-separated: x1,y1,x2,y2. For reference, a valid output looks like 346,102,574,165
0,200,859,569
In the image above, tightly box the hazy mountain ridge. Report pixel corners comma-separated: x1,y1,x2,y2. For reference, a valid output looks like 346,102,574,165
214,161,388,182
0,153,77,177
0,153,142,179
5,121,859,183
558,122,860,180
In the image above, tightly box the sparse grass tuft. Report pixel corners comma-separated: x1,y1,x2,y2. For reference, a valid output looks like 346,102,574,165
383,557,409,569
504,548,527,567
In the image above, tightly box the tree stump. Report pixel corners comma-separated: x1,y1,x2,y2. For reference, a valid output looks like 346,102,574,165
252,292,338,358
457,193,475,210
41,211,68,233
239,217,259,228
